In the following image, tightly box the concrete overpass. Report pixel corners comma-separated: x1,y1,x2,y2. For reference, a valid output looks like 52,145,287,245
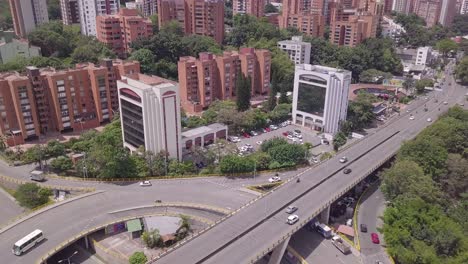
154,68,463,263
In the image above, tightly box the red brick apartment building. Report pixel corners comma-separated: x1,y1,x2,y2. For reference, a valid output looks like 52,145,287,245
96,8,153,58
233,0,265,17
279,0,326,37
0,59,140,146
178,48,271,114
158,0,224,44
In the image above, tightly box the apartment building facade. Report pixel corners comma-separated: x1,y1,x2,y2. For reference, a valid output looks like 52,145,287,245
277,36,312,65
414,0,442,27
117,74,182,160
96,9,153,58
158,0,224,44
178,48,271,114
8,0,49,38
278,0,325,37
461,0,468,14
60,0,81,25
77,0,120,36
233,0,265,17
125,0,158,17
0,60,140,146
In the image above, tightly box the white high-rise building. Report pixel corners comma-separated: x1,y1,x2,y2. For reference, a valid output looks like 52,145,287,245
415,46,432,66
117,74,182,160
461,0,468,14
277,36,312,65
77,0,119,36
292,64,351,136
392,0,412,14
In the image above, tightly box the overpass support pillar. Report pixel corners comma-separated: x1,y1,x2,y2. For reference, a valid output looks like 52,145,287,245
84,235,89,249
267,236,291,264
319,205,331,225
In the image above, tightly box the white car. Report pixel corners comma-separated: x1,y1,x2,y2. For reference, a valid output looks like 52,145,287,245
427,118,432,122
269,125,278,130
269,176,281,183
287,214,299,225
292,138,302,143
287,135,294,140
458,102,465,106
139,180,152,187
256,141,263,145
312,158,319,164
409,116,415,120
443,101,448,105
339,157,348,163
286,206,298,214
295,134,303,139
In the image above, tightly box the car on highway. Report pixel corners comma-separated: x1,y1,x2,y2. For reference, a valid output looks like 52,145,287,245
256,141,263,145
287,214,299,225
285,206,298,214
339,157,348,163
268,176,281,183
140,180,152,187
360,224,368,232
371,233,380,244
409,116,415,120
427,118,432,122
343,168,352,174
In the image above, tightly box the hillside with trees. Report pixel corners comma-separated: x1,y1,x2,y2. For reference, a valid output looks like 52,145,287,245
381,107,468,264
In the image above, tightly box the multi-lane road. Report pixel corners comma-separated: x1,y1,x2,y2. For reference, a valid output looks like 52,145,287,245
0,61,465,264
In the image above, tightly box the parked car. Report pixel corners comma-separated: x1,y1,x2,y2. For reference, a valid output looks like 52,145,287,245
443,101,448,105
264,127,271,132
139,180,152,187
269,176,281,183
256,141,263,145
339,157,348,163
261,128,267,133
321,139,330,145
371,233,380,244
295,134,303,139
294,129,301,134
269,125,278,130
287,135,294,140
343,168,352,174
287,214,299,225
243,132,251,138
292,138,302,143
346,219,353,227
427,118,432,122
282,132,289,136
250,131,258,136
360,224,368,232
285,206,298,214
312,158,319,164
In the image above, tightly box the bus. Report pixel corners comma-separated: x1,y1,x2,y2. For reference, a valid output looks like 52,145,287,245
12,229,44,256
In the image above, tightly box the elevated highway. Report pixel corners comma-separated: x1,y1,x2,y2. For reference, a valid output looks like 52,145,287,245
155,66,464,263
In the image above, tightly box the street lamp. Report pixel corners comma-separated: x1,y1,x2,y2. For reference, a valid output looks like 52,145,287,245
57,250,78,264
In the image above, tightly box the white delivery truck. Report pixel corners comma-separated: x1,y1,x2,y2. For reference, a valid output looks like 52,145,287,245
30,170,45,182
331,235,351,254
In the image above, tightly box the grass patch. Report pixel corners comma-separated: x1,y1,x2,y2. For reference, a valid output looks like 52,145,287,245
246,182,282,193
0,182,16,197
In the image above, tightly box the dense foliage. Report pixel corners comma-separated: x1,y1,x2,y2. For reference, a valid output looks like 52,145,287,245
129,252,147,264
236,74,252,111
381,107,468,264
14,183,52,209
455,56,468,85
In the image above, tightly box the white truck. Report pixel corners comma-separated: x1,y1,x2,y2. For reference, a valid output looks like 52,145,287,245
331,235,351,254
30,170,45,182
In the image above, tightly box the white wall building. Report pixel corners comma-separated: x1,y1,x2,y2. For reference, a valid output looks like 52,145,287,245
277,36,311,65
292,64,351,136
117,74,182,160
461,0,468,14
77,0,119,36
415,46,432,66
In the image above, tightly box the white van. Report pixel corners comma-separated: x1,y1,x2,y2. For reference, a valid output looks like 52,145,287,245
287,215,299,225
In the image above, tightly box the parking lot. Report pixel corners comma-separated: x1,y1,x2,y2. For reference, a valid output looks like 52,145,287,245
232,124,325,154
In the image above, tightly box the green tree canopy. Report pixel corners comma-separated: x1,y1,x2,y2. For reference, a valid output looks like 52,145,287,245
14,183,51,208
455,56,468,85
219,155,255,174
129,252,147,264
436,39,458,57
359,69,392,84
50,156,73,173
415,79,434,94
236,74,252,111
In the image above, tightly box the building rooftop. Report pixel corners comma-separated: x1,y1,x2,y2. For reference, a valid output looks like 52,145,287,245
125,73,177,86
296,64,350,75
181,123,227,139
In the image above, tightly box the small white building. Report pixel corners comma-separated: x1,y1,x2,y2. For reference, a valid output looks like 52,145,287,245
277,36,311,65
415,46,432,66
117,73,182,160
292,64,351,136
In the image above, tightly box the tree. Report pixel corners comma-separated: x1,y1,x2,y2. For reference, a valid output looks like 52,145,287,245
129,252,147,264
347,92,377,130
260,137,289,152
269,103,291,123
441,154,468,199
267,143,306,166
71,39,115,63
129,48,155,74
22,145,47,169
451,14,468,35
236,74,251,111
436,39,458,57
47,0,61,20
185,116,207,128
455,56,468,85
46,139,65,157
50,156,73,173
333,132,347,151
381,160,440,203
168,160,196,176
415,78,434,94
402,77,416,94
14,183,51,208
141,228,161,248
219,155,255,174
264,3,278,13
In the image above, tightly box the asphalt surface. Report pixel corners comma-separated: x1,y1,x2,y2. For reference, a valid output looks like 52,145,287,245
0,187,23,225
156,62,466,264
358,184,390,264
